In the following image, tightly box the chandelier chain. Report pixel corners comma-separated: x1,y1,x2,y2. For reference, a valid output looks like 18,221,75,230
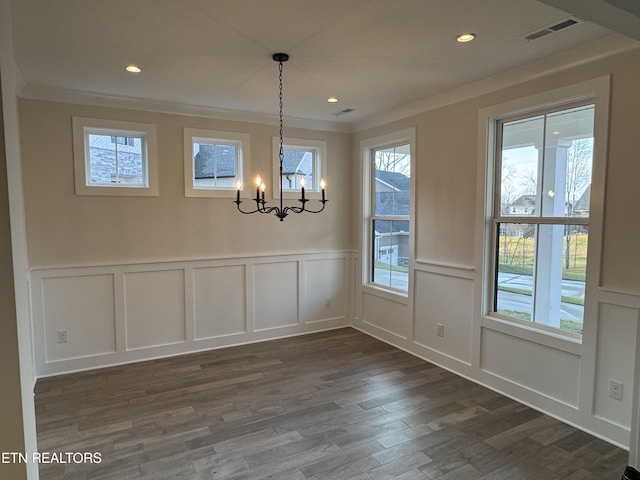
278,60,284,205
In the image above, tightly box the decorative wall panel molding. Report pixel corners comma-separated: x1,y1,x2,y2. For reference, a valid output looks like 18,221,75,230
31,252,350,377
355,260,640,449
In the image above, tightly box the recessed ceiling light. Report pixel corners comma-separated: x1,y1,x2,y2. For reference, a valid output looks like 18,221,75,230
456,33,476,43
327,97,338,103
125,65,141,73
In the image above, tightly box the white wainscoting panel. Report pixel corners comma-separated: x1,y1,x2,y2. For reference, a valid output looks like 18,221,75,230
30,252,350,376
42,274,116,362
193,265,246,339
253,261,299,331
362,291,410,340
305,257,346,323
355,259,638,447
593,302,637,427
413,270,474,365
480,327,581,407
124,269,186,350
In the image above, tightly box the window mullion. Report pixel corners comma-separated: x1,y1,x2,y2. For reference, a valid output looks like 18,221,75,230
114,139,120,179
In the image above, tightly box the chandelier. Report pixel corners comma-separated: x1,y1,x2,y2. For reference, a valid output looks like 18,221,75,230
235,53,327,221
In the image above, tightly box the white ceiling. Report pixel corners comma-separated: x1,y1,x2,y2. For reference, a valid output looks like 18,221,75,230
9,0,640,128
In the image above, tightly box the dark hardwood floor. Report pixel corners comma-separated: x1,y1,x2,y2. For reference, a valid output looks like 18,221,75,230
35,328,628,479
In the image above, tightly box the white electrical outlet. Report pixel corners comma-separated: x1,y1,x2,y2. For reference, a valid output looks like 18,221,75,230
325,298,332,308
609,379,623,400
56,329,68,344
437,323,444,337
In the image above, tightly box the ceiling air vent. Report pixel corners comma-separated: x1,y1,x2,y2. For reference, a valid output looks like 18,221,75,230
548,17,579,31
522,16,581,41
332,108,356,117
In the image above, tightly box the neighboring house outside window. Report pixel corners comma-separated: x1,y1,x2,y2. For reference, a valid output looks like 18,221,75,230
281,148,314,190
373,167,411,274
72,117,158,196
361,128,414,296
184,128,249,198
193,143,237,188
89,134,143,185
272,137,326,199
367,138,412,292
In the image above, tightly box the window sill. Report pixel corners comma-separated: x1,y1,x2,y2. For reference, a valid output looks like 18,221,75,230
186,188,241,199
75,184,158,197
362,283,409,306
480,314,582,355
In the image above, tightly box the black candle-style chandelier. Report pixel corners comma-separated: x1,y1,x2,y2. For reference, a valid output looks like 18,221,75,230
234,53,327,221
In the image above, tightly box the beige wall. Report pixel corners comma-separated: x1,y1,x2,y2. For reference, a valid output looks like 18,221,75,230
19,101,352,268
354,46,640,293
0,72,27,480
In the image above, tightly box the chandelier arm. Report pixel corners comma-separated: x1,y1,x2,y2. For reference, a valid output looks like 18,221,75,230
234,199,266,215
283,199,329,215
298,200,329,214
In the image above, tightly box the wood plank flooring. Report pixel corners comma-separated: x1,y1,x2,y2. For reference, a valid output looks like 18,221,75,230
35,328,629,480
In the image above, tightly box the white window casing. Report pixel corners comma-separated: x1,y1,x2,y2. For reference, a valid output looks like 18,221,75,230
476,76,610,347
360,127,415,300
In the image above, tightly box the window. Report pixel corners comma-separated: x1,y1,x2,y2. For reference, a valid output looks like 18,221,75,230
362,129,413,293
272,137,326,198
72,117,158,196
492,103,595,335
184,128,249,198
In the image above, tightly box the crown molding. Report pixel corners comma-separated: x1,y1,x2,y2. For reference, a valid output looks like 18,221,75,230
352,34,639,132
17,84,352,134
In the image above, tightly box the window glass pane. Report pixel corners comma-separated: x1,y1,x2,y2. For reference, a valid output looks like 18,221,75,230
374,144,410,216
193,141,238,189
282,147,315,191
500,116,543,217
372,219,409,290
88,133,144,185
495,222,535,322
500,106,594,219
495,222,587,334
542,106,594,219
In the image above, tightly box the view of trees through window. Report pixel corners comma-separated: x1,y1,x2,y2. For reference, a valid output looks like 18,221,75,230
494,104,594,334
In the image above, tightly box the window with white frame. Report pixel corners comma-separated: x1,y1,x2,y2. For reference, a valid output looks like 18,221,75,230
365,136,412,293
272,137,326,197
72,117,158,196
184,128,249,198
492,103,595,335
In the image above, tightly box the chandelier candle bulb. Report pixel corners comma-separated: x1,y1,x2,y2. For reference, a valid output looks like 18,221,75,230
321,179,326,202
255,176,261,200
236,180,241,202
300,177,306,201
261,183,266,201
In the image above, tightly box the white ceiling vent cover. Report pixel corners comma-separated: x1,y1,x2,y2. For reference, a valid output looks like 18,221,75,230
522,17,581,41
